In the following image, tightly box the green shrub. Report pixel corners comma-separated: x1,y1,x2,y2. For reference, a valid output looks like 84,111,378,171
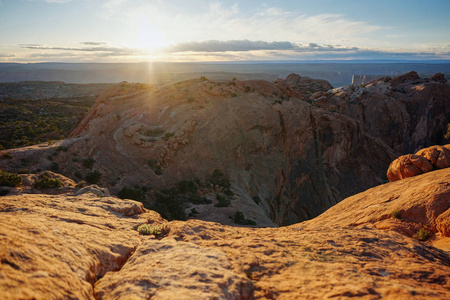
75,181,87,188
445,123,450,139
163,132,174,141
118,187,145,201
232,211,256,225
85,170,102,184
34,175,62,189
392,210,401,219
153,191,186,221
233,211,245,224
209,169,231,190
82,158,96,169
17,169,29,174
189,194,211,204
177,180,197,194
414,228,431,241
215,194,230,207
137,223,167,236
143,128,164,137
0,170,22,187
74,171,83,179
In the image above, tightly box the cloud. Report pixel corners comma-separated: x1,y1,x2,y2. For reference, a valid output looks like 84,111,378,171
166,40,359,53
100,1,382,46
0,53,15,58
20,44,139,57
81,42,107,46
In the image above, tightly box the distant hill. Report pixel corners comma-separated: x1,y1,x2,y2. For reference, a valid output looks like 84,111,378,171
1,61,449,88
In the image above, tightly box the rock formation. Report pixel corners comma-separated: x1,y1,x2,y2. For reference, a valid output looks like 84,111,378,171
1,167,449,299
1,72,449,226
387,144,450,181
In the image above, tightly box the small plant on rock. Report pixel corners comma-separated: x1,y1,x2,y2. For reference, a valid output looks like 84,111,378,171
391,210,401,219
137,223,167,236
34,174,63,189
414,228,431,241
0,170,22,187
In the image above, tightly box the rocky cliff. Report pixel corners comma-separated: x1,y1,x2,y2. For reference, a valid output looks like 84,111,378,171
1,72,448,225
1,167,449,299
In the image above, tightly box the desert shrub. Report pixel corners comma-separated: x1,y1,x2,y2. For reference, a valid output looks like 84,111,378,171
137,223,167,236
75,181,87,188
215,194,230,207
224,188,234,196
82,158,96,169
85,170,102,184
245,86,252,93
1,152,13,159
189,194,211,204
188,97,195,103
391,210,401,219
414,228,430,241
233,211,256,225
153,191,186,221
118,187,145,202
445,123,450,139
163,132,174,141
17,169,29,174
74,171,83,179
34,175,62,189
209,169,231,190
233,211,245,224
200,76,208,81
143,128,164,137
177,180,197,194
0,170,22,187
188,207,199,217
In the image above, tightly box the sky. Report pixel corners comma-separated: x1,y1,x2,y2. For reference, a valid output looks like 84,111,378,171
0,0,449,63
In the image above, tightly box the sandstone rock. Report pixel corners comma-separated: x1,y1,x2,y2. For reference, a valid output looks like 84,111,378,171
2,72,448,226
387,154,433,181
1,180,450,299
305,168,450,238
388,144,450,181
436,208,450,237
75,184,110,197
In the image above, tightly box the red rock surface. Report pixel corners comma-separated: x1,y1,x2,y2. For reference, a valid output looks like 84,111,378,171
1,73,448,226
387,144,450,181
1,168,450,299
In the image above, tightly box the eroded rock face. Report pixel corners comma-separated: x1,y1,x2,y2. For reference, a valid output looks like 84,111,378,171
2,72,448,225
387,144,450,181
1,169,450,299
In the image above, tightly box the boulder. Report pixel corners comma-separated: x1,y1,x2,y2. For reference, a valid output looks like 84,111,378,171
387,154,433,181
387,144,450,182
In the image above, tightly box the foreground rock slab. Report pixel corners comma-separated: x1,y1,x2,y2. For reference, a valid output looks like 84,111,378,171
1,169,450,299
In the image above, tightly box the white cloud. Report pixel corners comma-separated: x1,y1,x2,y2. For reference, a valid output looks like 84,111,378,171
100,1,382,47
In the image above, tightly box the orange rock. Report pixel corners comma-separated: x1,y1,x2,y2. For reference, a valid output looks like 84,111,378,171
436,208,450,237
387,144,450,182
387,154,433,181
